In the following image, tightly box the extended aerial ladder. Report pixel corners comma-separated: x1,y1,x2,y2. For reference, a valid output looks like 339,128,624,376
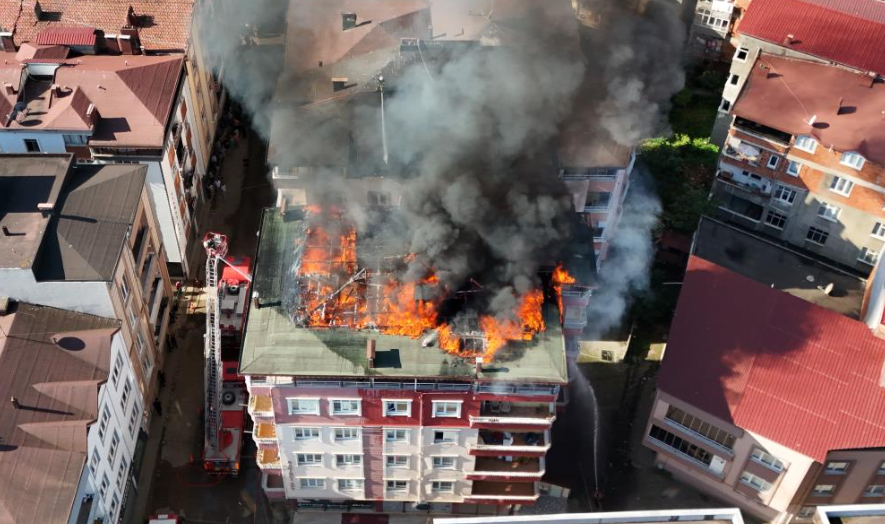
202,232,228,452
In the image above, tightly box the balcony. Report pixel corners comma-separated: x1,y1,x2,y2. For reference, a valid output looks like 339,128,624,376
469,402,555,427
560,167,618,181
254,423,277,444
248,395,273,417
467,480,539,502
473,430,550,454
469,456,544,480
257,448,281,470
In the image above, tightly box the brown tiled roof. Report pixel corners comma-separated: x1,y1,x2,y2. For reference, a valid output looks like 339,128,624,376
0,301,119,524
1,0,195,51
35,26,98,46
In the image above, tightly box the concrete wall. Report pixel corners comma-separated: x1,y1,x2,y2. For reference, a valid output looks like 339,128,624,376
0,269,114,316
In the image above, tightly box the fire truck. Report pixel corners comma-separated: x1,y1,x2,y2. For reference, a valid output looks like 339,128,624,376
201,232,252,475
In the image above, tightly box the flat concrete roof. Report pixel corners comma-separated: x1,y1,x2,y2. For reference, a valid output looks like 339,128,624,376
240,209,567,383
693,218,867,319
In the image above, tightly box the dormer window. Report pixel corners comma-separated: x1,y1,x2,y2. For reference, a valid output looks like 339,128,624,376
793,135,817,154
840,151,865,171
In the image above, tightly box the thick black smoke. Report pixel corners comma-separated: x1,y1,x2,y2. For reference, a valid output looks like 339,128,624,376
196,0,685,326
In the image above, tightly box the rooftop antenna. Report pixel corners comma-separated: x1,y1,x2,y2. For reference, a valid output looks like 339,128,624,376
378,74,389,165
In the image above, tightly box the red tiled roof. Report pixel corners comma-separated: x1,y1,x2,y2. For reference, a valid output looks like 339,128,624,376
35,26,98,46
738,0,885,75
658,256,885,462
732,54,885,167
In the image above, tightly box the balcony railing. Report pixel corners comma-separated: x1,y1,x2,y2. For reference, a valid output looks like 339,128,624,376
470,403,555,426
254,423,277,443
716,172,771,197
474,431,549,453
471,457,544,478
248,395,274,416
257,448,281,469
468,480,539,501
560,167,619,181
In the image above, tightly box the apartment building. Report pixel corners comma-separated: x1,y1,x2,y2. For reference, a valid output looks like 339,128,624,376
710,0,885,144
436,507,746,524
0,155,173,417
0,1,224,276
686,0,749,62
0,300,143,524
711,54,885,275
643,218,885,524
240,208,568,515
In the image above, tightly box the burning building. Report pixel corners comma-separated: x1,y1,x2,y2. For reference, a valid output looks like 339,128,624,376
240,205,592,512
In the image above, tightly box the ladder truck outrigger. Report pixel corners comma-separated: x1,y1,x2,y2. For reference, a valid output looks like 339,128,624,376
202,232,252,475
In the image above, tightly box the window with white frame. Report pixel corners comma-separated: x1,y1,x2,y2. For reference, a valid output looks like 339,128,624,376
729,74,739,85
774,185,797,204
798,507,816,519
431,481,454,493
864,485,885,497
786,160,801,176
840,151,865,170
807,227,829,245
766,155,780,169
135,330,146,356
386,480,408,492
817,202,841,222
140,350,152,379
735,47,749,62
89,449,101,474
110,494,119,517
111,353,123,387
719,98,731,112
300,478,325,489
765,210,787,230
812,484,836,496
120,379,132,411
293,427,321,440
117,457,128,489
386,455,408,468
751,448,785,472
128,404,139,437
385,428,408,442
873,222,885,240
63,134,89,146
337,479,364,491
108,430,120,464
794,135,817,153
98,405,110,442
330,399,361,415
335,454,362,467
829,176,854,196
858,247,879,265
287,398,320,415
433,430,458,444
879,460,885,474
384,400,411,416
740,471,773,492
432,456,456,469
120,278,130,301
296,453,323,466
334,427,360,441
99,474,110,500
825,461,849,474
432,401,461,418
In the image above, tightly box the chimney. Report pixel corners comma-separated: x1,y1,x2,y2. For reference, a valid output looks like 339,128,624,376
0,32,14,52
366,339,376,368
342,12,357,31
34,1,42,21
86,103,99,126
474,356,484,374
332,78,349,92
118,34,134,55
2,226,11,236
252,291,261,309
279,196,288,216
3,82,14,96
0,297,9,315
105,34,121,54
783,33,795,46
37,202,53,216
10,397,20,410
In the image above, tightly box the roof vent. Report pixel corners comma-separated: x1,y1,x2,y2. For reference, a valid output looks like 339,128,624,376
10,397,20,410
818,282,835,296
342,12,357,31
37,202,53,215
783,33,795,46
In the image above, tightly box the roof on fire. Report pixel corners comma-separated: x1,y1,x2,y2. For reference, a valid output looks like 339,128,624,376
240,208,568,383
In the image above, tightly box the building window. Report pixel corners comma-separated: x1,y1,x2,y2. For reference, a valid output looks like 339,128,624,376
766,155,780,170
296,453,323,466
431,481,454,493
98,405,110,442
864,485,885,497
432,456,456,469
735,47,749,62
23,138,40,152
287,398,320,415
63,134,89,146
367,191,391,207
433,430,458,444
299,478,325,490
825,461,849,474
798,507,816,519
829,176,854,196
120,278,130,302
812,484,836,496
648,425,714,468
719,98,731,112
127,303,138,332
111,353,124,387
774,185,797,205
432,401,462,418
840,151,865,170
117,457,128,489
90,449,101,475
335,454,362,467
750,449,785,472
109,494,119,517
99,474,110,500
786,161,801,176
386,480,408,492
293,427,321,440
120,379,132,411
740,471,773,492
765,210,787,230
859,247,879,265
664,406,736,450
330,399,361,415
337,479,364,491
385,429,408,442
728,75,738,85
108,430,120,464
794,135,817,154
128,404,139,437
586,191,612,210
386,455,408,468
872,223,885,240
384,400,411,417
879,461,885,474
334,427,360,441
817,203,841,222
807,227,829,245
140,350,152,380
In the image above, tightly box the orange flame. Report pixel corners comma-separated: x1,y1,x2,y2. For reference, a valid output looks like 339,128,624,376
552,263,576,324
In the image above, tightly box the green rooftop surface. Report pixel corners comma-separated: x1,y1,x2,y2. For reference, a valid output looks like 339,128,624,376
240,209,567,384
